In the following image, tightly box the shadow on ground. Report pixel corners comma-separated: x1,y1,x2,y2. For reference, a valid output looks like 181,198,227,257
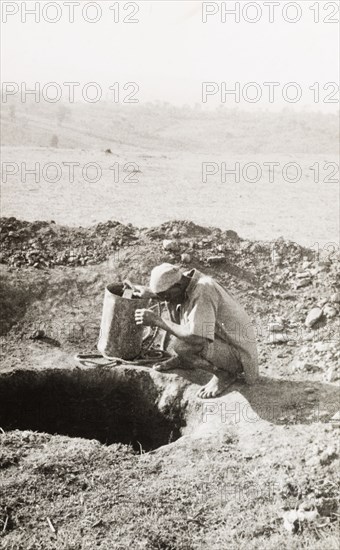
169,368,340,426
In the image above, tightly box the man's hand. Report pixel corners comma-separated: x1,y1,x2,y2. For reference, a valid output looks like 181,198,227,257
135,308,161,327
132,285,158,299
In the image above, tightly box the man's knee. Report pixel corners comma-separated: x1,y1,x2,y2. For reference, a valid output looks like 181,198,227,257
204,339,243,375
171,337,203,358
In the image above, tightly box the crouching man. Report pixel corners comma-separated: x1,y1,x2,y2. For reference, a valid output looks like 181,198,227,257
134,263,258,399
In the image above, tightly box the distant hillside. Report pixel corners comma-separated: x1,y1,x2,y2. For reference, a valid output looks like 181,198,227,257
1,100,338,154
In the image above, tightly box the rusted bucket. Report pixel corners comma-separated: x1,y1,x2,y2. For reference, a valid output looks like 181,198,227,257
97,283,149,360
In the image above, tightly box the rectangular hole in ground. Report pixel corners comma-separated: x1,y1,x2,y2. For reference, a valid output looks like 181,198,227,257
0,369,186,452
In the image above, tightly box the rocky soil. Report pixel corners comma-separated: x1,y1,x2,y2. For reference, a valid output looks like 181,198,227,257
0,217,339,549
1,216,339,382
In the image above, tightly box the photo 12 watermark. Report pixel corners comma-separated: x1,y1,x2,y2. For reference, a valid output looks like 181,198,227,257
201,82,339,105
1,161,142,185
201,399,340,426
29,319,99,344
1,1,141,24
1,81,140,104
201,1,340,24
200,478,281,504
201,161,339,184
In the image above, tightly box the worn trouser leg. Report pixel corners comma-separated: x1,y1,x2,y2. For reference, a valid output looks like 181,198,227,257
168,336,243,377
155,336,242,397
201,337,243,376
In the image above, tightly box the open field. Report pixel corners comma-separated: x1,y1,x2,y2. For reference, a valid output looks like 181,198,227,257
1,147,339,248
1,102,339,246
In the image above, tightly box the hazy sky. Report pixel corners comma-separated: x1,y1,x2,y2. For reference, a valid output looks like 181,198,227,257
1,1,339,110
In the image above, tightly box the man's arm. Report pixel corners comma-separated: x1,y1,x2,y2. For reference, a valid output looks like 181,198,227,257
135,309,207,346
157,316,207,346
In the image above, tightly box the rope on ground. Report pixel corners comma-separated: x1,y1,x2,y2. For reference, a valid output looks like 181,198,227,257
74,349,171,368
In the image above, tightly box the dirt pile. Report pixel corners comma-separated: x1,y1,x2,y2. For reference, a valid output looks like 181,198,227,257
1,217,241,269
0,217,311,270
1,217,339,380
0,217,137,268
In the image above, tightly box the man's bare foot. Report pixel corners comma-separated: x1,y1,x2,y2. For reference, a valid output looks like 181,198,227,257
197,374,236,399
153,355,182,372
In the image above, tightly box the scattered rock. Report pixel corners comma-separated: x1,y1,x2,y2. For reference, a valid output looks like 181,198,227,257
282,508,319,534
207,256,225,264
330,292,340,303
281,293,296,300
180,253,191,264
267,332,289,344
303,363,321,373
314,342,334,353
303,334,314,342
268,320,285,333
317,297,328,307
271,251,282,266
296,271,311,279
30,329,45,340
319,446,337,465
305,307,323,328
283,511,299,534
162,239,180,252
322,304,338,319
289,359,304,373
295,277,312,289
324,367,337,383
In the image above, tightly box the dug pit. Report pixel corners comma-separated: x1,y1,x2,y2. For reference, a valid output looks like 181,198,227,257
0,365,190,452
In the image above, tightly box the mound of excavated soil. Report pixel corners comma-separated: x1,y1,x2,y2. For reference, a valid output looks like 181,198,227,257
1,217,339,376
0,217,137,268
0,217,240,269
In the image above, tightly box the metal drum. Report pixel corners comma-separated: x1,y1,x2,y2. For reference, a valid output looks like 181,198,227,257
97,283,150,360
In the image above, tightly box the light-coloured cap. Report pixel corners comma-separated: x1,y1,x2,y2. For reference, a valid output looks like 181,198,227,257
149,263,182,294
